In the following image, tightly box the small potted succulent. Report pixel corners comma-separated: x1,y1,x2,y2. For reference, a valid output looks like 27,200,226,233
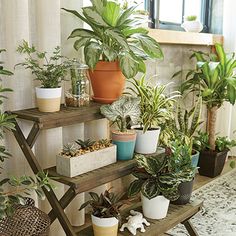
128,153,180,219
127,76,179,154
63,0,163,103
79,190,125,236
56,139,116,177
100,96,140,160
181,15,203,33
16,40,71,112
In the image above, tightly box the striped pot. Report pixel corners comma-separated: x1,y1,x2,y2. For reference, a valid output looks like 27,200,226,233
112,130,136,161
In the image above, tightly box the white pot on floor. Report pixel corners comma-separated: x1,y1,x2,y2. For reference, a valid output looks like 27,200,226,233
35,87,62,112
132,125,160,154
141,194,170,219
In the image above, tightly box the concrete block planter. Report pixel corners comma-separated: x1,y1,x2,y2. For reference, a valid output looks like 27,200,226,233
56,145,116,177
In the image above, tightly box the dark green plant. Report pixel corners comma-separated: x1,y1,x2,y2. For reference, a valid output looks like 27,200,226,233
100,96,141,132
128,153,180,201
79,189,125,219
16,40,71,88
175,44,236,150
215,136,236,152
75,139,96,150
63,0,163,78
193,130,210,152
127,76,180,132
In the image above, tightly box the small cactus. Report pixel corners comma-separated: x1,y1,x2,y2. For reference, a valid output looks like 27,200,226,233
75,139,96,150
62,143,78,157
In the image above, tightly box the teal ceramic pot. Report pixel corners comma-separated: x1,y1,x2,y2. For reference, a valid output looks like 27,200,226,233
191,150,200,168
112,131,136,161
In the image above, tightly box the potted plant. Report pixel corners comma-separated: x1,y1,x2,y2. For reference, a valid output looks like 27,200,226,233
181,15,203,33
79,190,124,236
100,96,140,160
177,44,236,177
16,40,71,112
128,153,180,219
56,139,116,177
127,75,180,154
193,131,236,177
63,0,163,104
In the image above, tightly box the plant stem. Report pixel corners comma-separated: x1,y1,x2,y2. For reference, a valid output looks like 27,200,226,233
207,106,218,151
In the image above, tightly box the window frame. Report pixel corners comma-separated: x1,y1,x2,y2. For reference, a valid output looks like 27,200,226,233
146,0,212,33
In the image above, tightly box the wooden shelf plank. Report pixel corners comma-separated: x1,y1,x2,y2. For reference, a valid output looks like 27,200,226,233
11,102,104,129
149,29,223,46
77,200,203,236
45,160,137,192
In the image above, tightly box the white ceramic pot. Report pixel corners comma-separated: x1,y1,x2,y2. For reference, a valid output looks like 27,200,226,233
132,125,160,154
181,20,203,33
141,194,170,219
91,215,118,236
35,87,62,112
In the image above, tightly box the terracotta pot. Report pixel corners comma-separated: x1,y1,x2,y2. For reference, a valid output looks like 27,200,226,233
89,61,125,104
198,149,228,178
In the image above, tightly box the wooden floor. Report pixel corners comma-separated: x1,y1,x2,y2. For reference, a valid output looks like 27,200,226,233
193,156,235,190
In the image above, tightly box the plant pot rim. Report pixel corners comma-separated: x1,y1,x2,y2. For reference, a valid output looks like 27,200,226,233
36,86,61,90
111,129,136,135
201,149,229,154
91,214,119,226
131,125,160,131
91,61,121,71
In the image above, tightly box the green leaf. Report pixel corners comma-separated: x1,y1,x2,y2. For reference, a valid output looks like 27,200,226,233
91,0,106,14
68,28,99,40
117,6,136,26
74,38,90,51
137,59,146,73
83,7,108,27
102,45,117,61
128,179,144,197
84,42,102,69
122,27,148,37
141,179,160,200
119,52,138,78
102,1,120,27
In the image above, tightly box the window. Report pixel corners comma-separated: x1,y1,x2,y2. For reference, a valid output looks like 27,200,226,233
146,0,211,32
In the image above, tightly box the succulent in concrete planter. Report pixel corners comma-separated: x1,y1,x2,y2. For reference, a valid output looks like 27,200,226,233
56,139,116,177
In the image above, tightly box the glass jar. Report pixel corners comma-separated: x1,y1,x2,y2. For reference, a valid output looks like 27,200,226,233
65,61,90,107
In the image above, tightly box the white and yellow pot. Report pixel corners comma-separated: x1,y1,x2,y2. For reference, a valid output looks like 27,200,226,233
91,215,118,236
35,87,61,112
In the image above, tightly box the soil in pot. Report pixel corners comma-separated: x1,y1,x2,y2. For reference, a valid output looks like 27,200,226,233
171,179,194,205
198,149,228,178
89,61,125,104
112,130,136,161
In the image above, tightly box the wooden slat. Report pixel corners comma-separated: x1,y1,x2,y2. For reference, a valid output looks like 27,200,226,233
77,200,203,236
11,102,103,129
45,160,137,191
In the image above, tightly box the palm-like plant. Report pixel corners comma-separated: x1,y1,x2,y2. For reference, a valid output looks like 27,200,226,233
178,44,236,150
62,0,163,78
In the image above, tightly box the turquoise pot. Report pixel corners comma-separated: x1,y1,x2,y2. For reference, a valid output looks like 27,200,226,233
112,131,136,161
191,150,200,168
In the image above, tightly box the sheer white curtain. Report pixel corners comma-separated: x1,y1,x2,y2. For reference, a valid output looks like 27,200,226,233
0,0,108,235
216,0,236,155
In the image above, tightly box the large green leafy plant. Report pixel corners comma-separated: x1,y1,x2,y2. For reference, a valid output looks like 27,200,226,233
100,96,140,132
127,76,180,132
177,44,236,150
63,0,163,78
0,50,52,219
16,41,71,88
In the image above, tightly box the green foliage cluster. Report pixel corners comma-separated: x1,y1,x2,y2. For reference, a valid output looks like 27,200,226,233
186,15,197,21
16,41,71,88
63,0,163,78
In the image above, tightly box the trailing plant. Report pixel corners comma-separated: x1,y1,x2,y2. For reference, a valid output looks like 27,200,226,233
63,0,163,78
174,44,236,150
186,15,197,21
16,40,71,88
100,96,141,132
128,153,180,201
127,75,180,132
79,189,125,219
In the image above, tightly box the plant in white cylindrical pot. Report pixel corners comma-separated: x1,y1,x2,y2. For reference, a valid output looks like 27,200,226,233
128,153,180,219
79,190,125,236
16,40,71,112
181,15,203,33
100,96,141,161
127,76,179,154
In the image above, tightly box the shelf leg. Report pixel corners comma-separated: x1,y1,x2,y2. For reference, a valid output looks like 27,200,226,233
182,220,199,236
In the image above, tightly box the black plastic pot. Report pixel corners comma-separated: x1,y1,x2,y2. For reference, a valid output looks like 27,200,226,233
198,149,228,178
171,179,194,205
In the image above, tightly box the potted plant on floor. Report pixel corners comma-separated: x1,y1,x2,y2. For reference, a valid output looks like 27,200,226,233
177,44,236,177
100,96,140,160
56,138,116,177
79,189,125,236
16,40,71,112
63,0,163,103
181,15,203,33
128,153,180,219
193,131,236,177
127,75,180,154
